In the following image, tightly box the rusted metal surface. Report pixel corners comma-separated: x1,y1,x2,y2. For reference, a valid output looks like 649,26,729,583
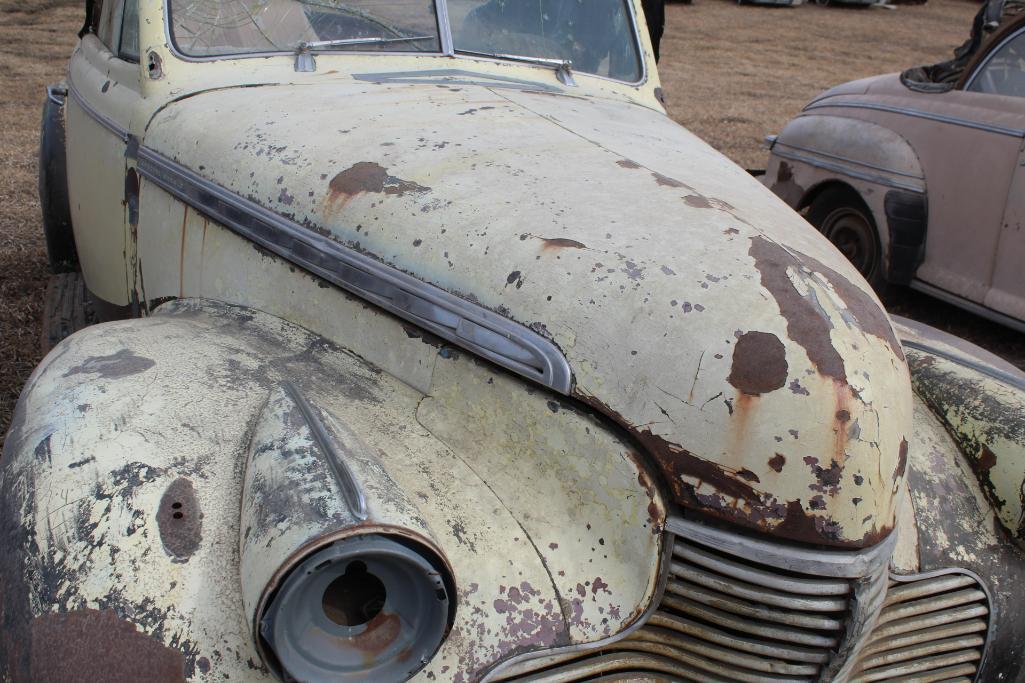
0,300,663,682
903,346,1025,547
30,609,187,682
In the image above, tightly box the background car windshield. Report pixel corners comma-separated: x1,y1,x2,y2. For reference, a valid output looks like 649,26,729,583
968,28,1025,98
448,0,642,82
169,0,442,56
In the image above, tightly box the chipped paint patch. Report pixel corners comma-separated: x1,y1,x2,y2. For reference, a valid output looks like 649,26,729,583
156,478,202,561
30,609,186,682
327,161,430,210
728,331,788,396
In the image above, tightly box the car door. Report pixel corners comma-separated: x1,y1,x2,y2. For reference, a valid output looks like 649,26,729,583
965,24,1025,324
66,0,142,316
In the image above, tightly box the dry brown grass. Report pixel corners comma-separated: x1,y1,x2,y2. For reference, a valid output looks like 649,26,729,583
0,0,1021,438
0,4,82,437
660,0,979,168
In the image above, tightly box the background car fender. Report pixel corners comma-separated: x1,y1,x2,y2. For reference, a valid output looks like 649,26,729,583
765,114,928,284
0,299,665,682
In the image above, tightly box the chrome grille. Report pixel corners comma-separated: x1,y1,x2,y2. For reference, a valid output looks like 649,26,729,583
850,570,990,682
489,518,895,682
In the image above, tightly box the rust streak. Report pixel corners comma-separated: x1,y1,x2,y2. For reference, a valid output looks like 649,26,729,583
540,237,587,251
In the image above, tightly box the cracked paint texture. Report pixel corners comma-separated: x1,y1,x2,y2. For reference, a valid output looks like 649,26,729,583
1,301,662,682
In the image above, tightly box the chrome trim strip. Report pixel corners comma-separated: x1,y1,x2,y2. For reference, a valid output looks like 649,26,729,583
964,25,1025,92
46,84,67,106
774,139,924,180
136,146,573,394
66,77,129,142
770,146,925,194
901,339,1025,392
283,381,368,521
435,0,454,56
481,529,675,681
909,279,1025,336
667,516,897,579
805,100,1025,138
352,68,562,93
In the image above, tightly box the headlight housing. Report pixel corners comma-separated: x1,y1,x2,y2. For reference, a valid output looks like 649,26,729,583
260,534,453,682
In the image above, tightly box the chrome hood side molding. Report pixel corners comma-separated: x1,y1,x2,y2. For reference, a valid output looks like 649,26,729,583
136,146,573,394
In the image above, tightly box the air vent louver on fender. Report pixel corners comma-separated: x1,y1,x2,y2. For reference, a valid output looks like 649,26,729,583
488,518,895,682
850,569,991,682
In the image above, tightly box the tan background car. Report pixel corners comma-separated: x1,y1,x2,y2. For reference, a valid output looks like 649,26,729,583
766,0,1025,334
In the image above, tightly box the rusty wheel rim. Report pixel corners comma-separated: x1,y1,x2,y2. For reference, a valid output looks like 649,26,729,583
821,207,877,279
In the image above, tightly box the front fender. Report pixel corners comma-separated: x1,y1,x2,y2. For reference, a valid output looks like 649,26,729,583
766,114,928,283
895,317,1025,681
0,299,664,682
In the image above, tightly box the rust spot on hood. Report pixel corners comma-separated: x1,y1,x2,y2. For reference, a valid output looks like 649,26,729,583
327,162,430,210
652,171,686,188
728,331,788,396
978,444,997,473
616,159,641,169
30,609,186,682
540,237,587,251
684,195,713,209
749,236,903,377
768,453,786,472
895,437,909,482
749,236,847,382
574,390,888,548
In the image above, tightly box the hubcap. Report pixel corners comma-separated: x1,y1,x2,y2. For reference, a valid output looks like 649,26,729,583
822,208,877,278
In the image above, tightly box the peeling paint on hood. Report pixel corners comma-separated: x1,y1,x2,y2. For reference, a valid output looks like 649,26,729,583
143,81,913,547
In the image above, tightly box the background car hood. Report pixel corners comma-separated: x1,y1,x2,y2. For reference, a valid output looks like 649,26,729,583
144,80,912,548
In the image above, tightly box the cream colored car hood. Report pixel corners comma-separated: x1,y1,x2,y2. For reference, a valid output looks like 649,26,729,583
144,80,913,548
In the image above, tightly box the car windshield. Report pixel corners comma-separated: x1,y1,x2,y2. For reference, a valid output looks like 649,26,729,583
168,0,643,82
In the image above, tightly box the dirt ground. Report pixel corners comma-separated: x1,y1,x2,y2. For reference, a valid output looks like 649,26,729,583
0,0,1022,437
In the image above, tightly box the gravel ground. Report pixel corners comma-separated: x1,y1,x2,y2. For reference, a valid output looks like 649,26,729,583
0,0,1021,437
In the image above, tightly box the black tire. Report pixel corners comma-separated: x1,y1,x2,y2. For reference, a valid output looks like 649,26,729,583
39,85,79,274
41,273,97,353
806,186,886,292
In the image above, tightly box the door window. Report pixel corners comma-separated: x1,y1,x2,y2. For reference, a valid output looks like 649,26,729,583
95,0,124,52
119,0,140,62
967,28,1025,98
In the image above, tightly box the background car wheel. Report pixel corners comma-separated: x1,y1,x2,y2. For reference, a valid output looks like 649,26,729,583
41,272,97,353
806,186,886,291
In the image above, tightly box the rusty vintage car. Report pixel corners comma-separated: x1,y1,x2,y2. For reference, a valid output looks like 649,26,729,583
764,0,1025,334
4,0,1025,681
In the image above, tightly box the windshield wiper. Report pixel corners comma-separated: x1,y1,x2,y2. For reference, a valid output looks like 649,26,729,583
295,35,434,72
454,49,576,87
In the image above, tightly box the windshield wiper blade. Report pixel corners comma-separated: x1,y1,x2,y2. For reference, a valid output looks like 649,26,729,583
294,35,434,72
302,35,434,49
454,49,576,87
